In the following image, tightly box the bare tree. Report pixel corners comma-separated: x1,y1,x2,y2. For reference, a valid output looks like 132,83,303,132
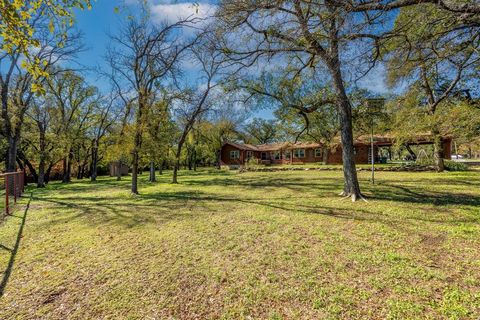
172,36,228,184
106,6,194,194
90,94,118,181
25,96,53,187
243,118,279,144
342,0,480,14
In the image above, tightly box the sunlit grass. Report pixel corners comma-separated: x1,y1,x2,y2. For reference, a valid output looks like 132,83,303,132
1,169,479,319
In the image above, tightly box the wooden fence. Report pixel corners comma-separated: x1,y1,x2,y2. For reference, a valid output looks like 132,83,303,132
0,170,25,216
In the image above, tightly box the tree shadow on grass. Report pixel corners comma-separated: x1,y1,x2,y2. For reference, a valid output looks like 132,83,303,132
31,172,480,232
33,191,212,229
0,194,31,297
141,192,382,222
370,183,480,207
179,175,344,197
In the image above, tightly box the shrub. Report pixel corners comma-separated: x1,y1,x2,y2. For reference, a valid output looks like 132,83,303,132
245,157,262,170
444,160,469,171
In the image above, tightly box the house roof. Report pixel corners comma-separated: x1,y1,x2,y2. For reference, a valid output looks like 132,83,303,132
223,141,258,151
223,141,322,151
223,133,452,152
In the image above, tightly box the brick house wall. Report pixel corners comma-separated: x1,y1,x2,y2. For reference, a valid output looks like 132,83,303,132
221,145,380,166
220,144,245,165
220,137,452,167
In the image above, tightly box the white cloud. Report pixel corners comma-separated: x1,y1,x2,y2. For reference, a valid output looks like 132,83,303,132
357,64,389,94
150,2,217,25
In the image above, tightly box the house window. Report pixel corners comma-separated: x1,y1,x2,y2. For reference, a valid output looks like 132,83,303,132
285,151,291,160
261,152,268,160
293,149,305,158
314,148,322,157
273,151,281,160
246,151,253,159
230,150,240,159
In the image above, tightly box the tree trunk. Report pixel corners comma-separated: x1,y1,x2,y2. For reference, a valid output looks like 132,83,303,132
216,150,221,169
34,122,46,187
6,136,18,172
116,160,122,181
149,161,156,182
62,157,68,183
67,153,72,181
91,141,98,182
328,57,362,201
193,148,197,171
131,104,144,194
172,159,180,184
45,163,53,184
16,157,24,171
173,134,187,184
62,149,73,183
17,150,37,183
432,128,445,172
405,144,417,161
131,149,139,194
159,160,164,175
77,165,83,179
322,146,329,164
38,157,46,188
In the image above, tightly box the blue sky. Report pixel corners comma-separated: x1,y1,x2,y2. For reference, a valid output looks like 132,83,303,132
73,2,123,86
73,1,391,120
73,0,276,119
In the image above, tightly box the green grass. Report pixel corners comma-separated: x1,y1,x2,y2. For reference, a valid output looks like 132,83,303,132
247,163,399,170
1,169,480,319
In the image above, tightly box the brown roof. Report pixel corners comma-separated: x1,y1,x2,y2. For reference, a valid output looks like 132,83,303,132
255,142,291,151
224,133,452,151
223,141,322,151
223,141,258,151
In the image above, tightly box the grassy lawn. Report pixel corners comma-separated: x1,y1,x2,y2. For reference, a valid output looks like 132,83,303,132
1,169,479,319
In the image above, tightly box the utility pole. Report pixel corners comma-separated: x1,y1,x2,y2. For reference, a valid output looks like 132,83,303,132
371,115,375,184
366,97,385,185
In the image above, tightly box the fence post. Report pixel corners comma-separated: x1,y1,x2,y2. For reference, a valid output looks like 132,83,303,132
5,176,9,215
13,173,17,203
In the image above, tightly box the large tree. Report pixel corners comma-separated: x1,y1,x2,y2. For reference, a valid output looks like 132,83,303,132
107,6,192,194
89,94,117,182
0,17,82,172
243,118,279,144
171,37,227,184
237,69,340,153
23,95,57,187
382,4,479,171
141,96,176,182
0,0,91,80
46,71,96,183
216,0,390,200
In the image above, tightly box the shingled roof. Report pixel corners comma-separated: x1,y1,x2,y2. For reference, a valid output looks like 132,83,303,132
223,141,322,151
223,133,452,151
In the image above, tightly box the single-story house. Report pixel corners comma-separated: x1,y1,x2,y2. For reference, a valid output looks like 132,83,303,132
220,134,452,166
